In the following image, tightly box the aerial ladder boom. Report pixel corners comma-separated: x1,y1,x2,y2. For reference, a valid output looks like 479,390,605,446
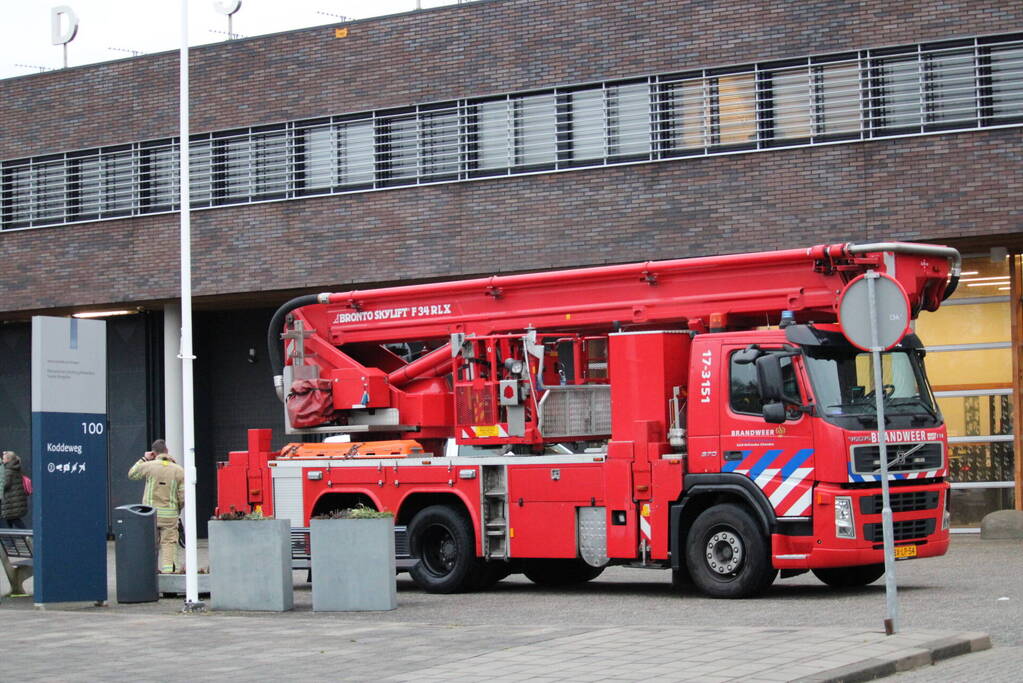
267,242,959,442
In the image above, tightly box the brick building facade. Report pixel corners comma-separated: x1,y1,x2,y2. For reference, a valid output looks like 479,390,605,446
1,0,1020,529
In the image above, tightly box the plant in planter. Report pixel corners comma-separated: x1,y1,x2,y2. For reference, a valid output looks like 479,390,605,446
311,505,397,611
215,506,265,521
208,507,293,612
313,504,393,520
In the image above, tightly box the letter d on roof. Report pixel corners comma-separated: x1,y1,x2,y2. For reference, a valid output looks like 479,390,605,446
51,6,79,46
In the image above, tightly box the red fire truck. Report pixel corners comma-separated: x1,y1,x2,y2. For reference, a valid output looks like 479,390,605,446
217,241,960,597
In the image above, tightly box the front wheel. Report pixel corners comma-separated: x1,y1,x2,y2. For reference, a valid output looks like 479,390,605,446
685,503,776,598
812,564,885,588
408,505,478,594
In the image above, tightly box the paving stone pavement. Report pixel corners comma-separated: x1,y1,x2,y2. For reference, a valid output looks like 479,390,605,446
0,606,991,682
2,537,1011,681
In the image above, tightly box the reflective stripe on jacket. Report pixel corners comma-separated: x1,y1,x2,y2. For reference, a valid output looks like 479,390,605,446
128,455,184,518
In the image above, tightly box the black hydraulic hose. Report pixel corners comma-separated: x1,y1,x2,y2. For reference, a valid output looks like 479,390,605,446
942,270,960,301
267,294,320,401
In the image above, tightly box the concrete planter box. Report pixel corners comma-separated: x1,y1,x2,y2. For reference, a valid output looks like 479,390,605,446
158,573,211,597
311,517,397,611
209,519,293,612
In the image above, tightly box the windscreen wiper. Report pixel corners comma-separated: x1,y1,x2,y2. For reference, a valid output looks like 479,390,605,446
887,396,939,421
854,412,892,428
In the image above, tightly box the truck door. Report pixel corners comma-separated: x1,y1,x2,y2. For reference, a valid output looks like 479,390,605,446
684,339,721,475
718,345,815,518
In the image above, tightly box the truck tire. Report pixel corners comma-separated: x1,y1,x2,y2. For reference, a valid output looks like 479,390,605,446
408,505,478,594
812,564,885,588
523,558,605,586
685,503,776,598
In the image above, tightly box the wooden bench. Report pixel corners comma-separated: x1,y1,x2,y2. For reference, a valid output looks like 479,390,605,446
0,528,33,596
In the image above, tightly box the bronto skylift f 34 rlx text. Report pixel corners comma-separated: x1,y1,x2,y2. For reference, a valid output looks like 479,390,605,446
217,241,960,597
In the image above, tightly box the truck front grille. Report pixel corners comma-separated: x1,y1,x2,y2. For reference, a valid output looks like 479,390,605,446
859,491,939,515
851,442,943,475
863,518,935,543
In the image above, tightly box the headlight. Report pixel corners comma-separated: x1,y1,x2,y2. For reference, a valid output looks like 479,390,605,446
835,496,856,539
942,491,951,530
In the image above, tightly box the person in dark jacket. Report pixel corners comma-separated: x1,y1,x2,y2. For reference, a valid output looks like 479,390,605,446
2,451,28,528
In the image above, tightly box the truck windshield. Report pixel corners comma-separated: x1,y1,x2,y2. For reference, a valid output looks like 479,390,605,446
803,349,941,428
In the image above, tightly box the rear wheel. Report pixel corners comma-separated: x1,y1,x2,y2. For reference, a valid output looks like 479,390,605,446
685,503,776,598
408,505,478,593
812,564,885,588
523,558,605,586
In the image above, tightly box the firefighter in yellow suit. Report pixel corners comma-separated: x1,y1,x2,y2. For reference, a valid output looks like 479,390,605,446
128,439,185,573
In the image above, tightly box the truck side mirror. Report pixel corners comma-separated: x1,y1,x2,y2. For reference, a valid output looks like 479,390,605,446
733,345,761,365
762,401,787,424
755,352,802,408
755,354,785,402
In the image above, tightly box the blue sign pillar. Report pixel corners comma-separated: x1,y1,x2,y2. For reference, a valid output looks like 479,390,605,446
31,316,108,604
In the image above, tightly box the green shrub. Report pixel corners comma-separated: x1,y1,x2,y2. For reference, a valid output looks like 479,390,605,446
314,504,393,520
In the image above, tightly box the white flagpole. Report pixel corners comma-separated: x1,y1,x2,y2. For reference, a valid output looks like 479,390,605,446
179,0,202,612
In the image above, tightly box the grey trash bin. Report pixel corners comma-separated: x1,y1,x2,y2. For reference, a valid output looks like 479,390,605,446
114,504,158,603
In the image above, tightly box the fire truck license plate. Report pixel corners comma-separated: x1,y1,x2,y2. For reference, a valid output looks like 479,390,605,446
894,545,917,559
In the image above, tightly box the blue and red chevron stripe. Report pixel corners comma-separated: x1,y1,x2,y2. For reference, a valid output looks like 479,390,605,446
722,448,815,517
847,462,940,482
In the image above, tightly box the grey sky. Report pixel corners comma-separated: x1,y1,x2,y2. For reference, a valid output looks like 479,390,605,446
0,0,470,80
